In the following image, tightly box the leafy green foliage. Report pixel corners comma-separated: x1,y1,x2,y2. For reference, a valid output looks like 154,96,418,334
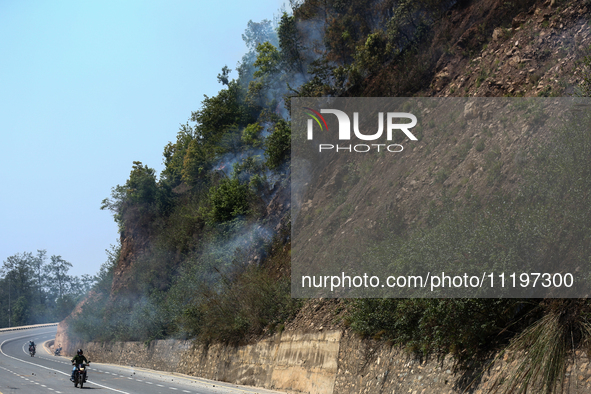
126,162,158,208
71,221,295,344
207,178,251,223
292,0,464,95
247,43,283,108
192,268,298,344
347,298,523,363
354,32,389,76
265,120,291,169
173,234,298,344
317,0,388,64
242,19,277,51
241,123,264,148
65,4,591,369
0,250,95,328
191,82,256,144
161,123,196,187
237,20,278,90
217,65,232,86
277,12,305,74
253,42,282,78
181,138,213,186
45,255,73,299
101,161,165,232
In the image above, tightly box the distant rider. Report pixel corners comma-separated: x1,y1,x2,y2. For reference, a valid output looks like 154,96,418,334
70,349,89,381
28,341,35,353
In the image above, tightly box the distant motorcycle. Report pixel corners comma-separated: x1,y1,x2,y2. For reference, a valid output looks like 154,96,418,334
54,347,62,356
29,345,35,357
73,362,90,388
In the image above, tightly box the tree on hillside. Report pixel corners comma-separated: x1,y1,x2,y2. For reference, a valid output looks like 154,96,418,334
45,255,72,299
31,249,47,305
1,253,34,326
237,19,278,86
242,19,277,51
2,252,34,301
0,250,93,327
101,161,164,232
278,12,305,75
161,123,197,188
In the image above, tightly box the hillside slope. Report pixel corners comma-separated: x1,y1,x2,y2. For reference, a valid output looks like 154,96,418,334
58,0,591,392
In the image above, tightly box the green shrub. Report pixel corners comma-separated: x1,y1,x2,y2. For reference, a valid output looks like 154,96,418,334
346,298,524,363
207,178,251,222
196,268,299,344
475,140,485,152
265,120,291,169
242,123,264,148
435,167,450,184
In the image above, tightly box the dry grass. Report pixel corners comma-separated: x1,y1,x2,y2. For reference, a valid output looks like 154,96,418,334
488,301,591,394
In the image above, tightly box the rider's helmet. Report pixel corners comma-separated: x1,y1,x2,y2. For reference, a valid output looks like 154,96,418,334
77,349,83,355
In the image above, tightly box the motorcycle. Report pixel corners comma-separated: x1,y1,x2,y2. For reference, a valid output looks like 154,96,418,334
73,362,90,388
54,346,62,356
29,346,35,357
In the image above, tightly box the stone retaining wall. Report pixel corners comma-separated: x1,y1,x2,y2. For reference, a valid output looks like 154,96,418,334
61,327,591,394
83,330,341,394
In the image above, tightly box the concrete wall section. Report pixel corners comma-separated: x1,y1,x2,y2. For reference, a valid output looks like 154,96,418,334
83,330,342,394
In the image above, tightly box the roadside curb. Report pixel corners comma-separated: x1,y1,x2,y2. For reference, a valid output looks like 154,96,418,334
43,339,54,355
0,323,58,333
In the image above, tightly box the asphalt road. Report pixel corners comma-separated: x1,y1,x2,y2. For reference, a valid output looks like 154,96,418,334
0,326,283,394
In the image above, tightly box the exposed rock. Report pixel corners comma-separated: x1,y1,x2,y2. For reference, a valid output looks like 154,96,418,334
463,101,478,120
492,27,505,41
512,13,528,28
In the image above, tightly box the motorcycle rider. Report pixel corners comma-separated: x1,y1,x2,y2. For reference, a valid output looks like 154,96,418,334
70,349,89,382
28,341,35,354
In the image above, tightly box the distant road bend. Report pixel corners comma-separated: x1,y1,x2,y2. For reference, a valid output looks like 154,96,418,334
0,325,282,394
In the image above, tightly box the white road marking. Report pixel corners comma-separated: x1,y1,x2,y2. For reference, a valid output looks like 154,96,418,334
0,331,130,394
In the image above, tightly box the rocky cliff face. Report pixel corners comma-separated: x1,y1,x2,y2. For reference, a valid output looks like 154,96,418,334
432,2,590,97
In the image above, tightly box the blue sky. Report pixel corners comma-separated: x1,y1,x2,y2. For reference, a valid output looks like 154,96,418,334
0,1,286,277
